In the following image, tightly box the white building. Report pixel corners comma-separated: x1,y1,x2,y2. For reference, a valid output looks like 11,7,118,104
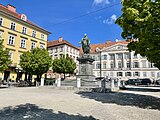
47,37,79,78
88,40,160,81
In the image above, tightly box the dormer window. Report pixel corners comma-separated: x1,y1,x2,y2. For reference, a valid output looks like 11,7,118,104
10,22,16,30
22,26,27,34
21,14,27,21
0,18,3,26
32,30,36,38
41,34,44,40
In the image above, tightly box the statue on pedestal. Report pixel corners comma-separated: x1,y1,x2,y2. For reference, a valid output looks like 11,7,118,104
79,34,90,54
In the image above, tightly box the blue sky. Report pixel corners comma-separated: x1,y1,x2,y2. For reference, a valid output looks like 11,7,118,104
0,0,123,47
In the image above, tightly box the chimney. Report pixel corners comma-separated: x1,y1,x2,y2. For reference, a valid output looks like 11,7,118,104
105,40,111,44
7,4,16,13
58,37,63,42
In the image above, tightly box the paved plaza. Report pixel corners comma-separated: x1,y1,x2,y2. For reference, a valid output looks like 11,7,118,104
0,87,160,120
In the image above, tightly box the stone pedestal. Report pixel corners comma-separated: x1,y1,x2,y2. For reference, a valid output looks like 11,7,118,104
77,55,95,80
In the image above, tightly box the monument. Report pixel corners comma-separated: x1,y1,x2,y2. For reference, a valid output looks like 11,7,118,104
77,34,95,80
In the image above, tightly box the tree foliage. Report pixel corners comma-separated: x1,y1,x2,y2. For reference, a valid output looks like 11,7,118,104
0,39,11,72
52,54,76,78
20,48,52,81
116,0,160,69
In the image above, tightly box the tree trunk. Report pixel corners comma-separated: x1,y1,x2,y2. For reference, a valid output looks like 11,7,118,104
24,72,28,81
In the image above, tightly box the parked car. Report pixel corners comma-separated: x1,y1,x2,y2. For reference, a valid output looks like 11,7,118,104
125,79,141,86
140,78,152,85
95,77,105,81
155,79,160,85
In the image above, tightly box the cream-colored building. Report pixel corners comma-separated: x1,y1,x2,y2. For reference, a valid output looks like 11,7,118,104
0,4,51,81
88,40,160,81
47,37,79,78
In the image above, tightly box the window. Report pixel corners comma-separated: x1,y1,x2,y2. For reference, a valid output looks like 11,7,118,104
40,44,44,49
157,72,160,78
41,34,44,40
134,72,139,77
118,61,122,69
103,62,106,69
102,55,107,60
70,48,72,53
55,48,58,53
10,22,16,30
32,30,36,38
67,47,69,52
143,72,147,77
110,62,114,69
60,46,63,52
110,72,113,77
127,62,131,68
96,63,100,69
133,62,139,68
31,41,36,49
151,72,155,77
8,34,15,45
117,72,123,77
0,17,3,26
125,53,130,59
22,27,27,34
126,72,131,77
20,38,26,48
110,54,114,60
117,54,122,60
142,60,146,68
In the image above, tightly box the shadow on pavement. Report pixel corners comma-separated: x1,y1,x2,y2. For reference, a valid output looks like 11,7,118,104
0,103,96,120
124,87,160,92
77,91,160,111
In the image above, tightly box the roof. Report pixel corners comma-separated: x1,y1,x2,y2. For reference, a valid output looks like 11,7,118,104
0,4,51,35
47,38,79,50
79,40,129,54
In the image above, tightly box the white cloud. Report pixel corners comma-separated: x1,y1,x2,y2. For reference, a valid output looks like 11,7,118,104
93,0,110,6
102,14,117,25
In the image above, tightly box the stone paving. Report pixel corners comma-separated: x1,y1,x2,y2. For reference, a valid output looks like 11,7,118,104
0,87,160,120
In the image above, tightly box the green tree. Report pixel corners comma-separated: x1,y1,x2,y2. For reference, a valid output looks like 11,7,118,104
20,48,52,82
52,54,76,79
0,39,11,73
116,0,160,69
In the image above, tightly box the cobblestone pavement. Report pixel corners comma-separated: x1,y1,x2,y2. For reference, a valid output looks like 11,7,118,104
0,87,160,120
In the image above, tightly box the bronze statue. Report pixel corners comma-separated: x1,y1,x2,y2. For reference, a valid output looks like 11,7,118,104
79,34,90,54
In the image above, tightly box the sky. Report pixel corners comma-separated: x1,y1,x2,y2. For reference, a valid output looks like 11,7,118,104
0,0,123,47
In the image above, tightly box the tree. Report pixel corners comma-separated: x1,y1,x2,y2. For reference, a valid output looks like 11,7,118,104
0,39,11,73
116,0,160,69
52,54,76,79
20,48,52,82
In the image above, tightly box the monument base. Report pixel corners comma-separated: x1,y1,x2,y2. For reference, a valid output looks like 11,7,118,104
77,54,95,81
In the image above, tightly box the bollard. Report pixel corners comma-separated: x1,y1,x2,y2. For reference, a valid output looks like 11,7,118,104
57,78,61,87
41,78,44,87
117,79,121,89
77,78,81,88
111,79,115,91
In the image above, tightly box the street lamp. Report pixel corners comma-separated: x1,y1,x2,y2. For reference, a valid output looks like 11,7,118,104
96,47,102,78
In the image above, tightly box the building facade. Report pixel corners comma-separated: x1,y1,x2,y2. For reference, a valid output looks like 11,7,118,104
87,40,160,81
0,4,51,81
47,37,79,79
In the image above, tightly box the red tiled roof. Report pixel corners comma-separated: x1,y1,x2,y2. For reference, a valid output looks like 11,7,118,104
47,39,79,50
0,4,51,34
79,40,129,54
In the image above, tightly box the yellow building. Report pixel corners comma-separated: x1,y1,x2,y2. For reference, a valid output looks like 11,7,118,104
0,4,51,81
